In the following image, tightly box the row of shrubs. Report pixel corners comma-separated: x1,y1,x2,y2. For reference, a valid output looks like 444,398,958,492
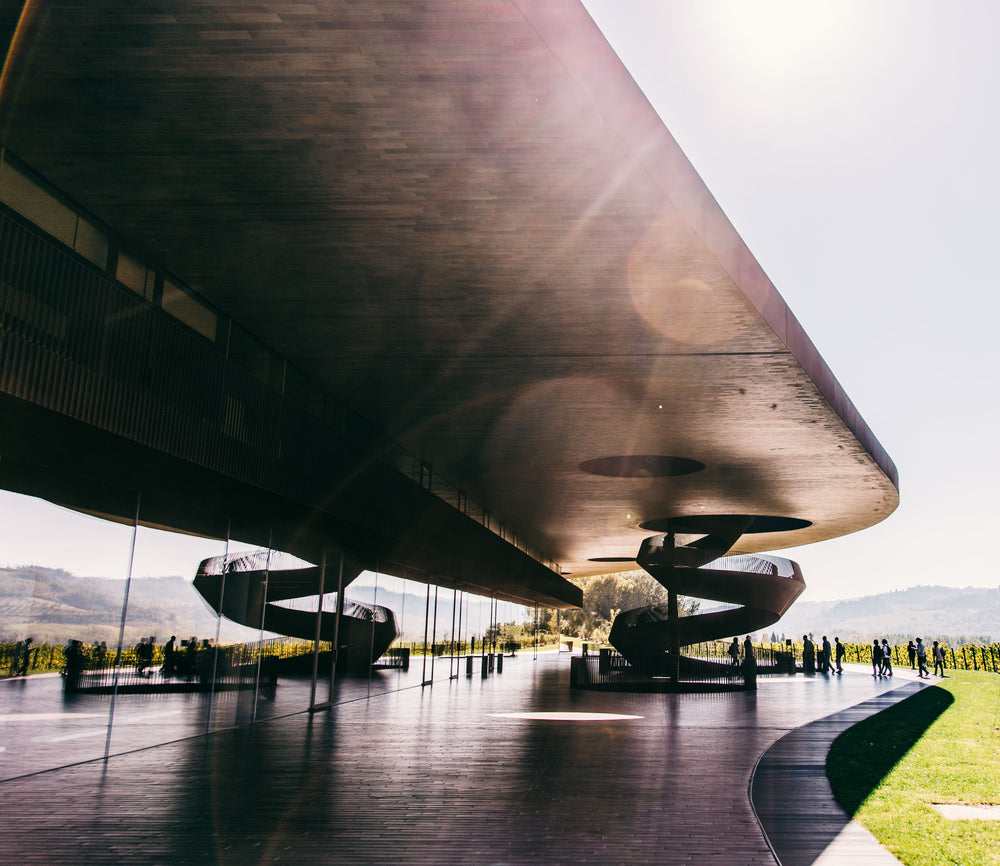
750,640,1000,673
5,637,1000,676
1,636,316,675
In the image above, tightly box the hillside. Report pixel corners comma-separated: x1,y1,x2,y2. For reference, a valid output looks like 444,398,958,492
4,566,998,646
771,585,1000,644
0,566,257,645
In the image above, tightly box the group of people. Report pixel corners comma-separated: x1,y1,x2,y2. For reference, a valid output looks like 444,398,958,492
129,634,205,679
800,635,846,674
138,634,203,679
727,635,758,666
870,638,895,676
872,637,947,678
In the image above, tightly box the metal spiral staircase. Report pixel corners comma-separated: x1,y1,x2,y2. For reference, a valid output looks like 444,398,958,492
609,516,805,676
194,550,399,671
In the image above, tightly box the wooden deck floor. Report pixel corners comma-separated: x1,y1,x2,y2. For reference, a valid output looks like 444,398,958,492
0,656,923,864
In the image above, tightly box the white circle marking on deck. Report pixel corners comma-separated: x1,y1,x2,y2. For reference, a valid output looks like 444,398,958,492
489,712,643,721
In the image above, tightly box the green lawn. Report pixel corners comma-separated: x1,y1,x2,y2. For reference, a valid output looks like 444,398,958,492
827,671,1000,866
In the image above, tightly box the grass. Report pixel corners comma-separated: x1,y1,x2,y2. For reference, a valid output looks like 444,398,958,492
827,671,1000,865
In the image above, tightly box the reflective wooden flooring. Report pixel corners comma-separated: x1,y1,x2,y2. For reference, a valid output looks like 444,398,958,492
0,654,921,864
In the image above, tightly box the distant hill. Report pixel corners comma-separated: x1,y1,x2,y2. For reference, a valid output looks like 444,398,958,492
0,566,440,646
0,566,261,645
5,566,997,647
770,585,1000,644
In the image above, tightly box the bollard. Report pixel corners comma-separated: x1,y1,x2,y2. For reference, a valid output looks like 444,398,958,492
488,652,495,672
496,652,503,673
481,653,488,678
466,654,473,677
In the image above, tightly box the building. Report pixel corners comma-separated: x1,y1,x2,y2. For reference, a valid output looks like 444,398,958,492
1,0,896,746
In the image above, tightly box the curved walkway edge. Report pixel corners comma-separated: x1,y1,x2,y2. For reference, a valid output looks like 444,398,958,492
751,680,927,866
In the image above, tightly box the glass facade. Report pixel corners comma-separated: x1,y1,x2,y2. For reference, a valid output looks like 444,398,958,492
0,490,539,780
0,152,552,779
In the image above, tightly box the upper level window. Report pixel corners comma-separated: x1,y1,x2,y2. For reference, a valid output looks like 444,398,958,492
0,159,77,249
0,158,108,269
115,251,156,302
162,278,217,342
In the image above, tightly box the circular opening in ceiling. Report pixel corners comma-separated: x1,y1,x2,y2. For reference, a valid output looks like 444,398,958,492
580,455,705,478
638,515,813,534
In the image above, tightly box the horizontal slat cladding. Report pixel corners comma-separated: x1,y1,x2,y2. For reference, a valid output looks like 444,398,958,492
0,212,318,500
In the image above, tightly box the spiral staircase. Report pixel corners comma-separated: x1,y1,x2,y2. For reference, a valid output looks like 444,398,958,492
608,516,805,677
194,550,399,672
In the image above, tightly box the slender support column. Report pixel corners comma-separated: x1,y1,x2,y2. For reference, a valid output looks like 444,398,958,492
105,492,141,761
206,519,231,733
329,551,344,696
251,535,273,724
449,587,459,679
666,532,681,681
309,550,330,712
429,585,439,683
421,582,432,685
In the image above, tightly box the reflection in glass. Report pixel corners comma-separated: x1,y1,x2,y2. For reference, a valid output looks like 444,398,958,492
1,488,559,777
104,494,141,760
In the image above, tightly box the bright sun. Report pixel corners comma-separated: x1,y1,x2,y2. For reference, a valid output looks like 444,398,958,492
701,0,859,87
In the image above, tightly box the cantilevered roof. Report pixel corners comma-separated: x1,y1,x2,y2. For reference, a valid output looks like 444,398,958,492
0,0,897,580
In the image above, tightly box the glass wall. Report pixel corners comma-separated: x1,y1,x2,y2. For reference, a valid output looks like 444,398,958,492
0,491,136,779
0,489,543,779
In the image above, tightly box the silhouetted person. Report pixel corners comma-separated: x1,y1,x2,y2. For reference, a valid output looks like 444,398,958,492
907,640,916,669
932,640,946,677
727,637,740,667
915,637,928,678
185,636,199,680
742,636,756,690
163,635,176,677
8,640,23,676
63,639,84,691
834,637,845,674
872,640,882,676
820,636,831,673
802,635,815,674
137,636,154,676
17,637,33,676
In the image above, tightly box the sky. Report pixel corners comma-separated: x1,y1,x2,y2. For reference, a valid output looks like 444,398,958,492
3,2,1000,603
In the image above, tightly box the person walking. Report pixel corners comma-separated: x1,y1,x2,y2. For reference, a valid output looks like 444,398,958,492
871,639,882,676
915,637,929,678
907,640,916,669
834,637,845,674
881,639,893,676
932,640,946,677
821,636,832,674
